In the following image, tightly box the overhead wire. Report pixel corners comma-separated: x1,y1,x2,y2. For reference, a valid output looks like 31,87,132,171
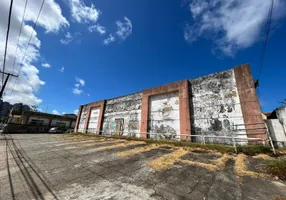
11,0,28,74
6,0,28,95
10,0,46,96
257,0,274,80
1,0,14,86
17,0,46,77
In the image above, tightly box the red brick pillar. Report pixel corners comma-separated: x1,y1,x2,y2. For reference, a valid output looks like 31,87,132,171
179,81,191,140
140,94,149,138
233,64,266,140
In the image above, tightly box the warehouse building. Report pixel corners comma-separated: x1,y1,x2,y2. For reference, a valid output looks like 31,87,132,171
75,64,267,143
4,111,76,133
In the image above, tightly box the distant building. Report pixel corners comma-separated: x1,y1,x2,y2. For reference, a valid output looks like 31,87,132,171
3,111,76,133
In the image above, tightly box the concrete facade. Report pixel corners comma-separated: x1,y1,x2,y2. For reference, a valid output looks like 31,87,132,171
266,106,286,147
102,93,142,137
75,64,266,143
189,69,247,143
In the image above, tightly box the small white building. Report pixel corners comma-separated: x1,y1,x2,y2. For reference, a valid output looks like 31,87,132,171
265,106,286,148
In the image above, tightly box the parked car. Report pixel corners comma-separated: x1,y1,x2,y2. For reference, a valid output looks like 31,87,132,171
49,127,66,133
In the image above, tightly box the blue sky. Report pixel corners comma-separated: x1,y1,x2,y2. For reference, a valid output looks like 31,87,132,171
1,0,286,114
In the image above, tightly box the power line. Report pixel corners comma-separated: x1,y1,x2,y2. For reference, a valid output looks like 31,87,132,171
1,0,14,86
257,0,274,80
11,0,28,74
17,0,46,77
9,0,45,96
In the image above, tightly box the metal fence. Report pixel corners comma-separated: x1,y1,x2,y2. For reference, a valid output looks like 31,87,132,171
74,122,276,154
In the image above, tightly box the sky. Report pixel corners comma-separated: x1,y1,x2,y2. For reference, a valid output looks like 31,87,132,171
0,0,285,115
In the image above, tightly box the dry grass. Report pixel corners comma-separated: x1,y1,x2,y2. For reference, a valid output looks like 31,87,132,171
234,154,269,179
91,141,145,152
253,154,273,160
180,159,217,171
77,140,122,147
212,154,231,170
54,140,100,146
117,144,160,157
273,196,286,200
179,153,230,172
148,148,189,171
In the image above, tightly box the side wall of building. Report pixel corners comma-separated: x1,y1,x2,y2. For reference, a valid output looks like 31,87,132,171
75,65,264,142
101,93,142,137
189,69,247,142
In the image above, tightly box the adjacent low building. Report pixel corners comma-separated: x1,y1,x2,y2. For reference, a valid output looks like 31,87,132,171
264,107,286,147
75,64,267,144
3,111,76,133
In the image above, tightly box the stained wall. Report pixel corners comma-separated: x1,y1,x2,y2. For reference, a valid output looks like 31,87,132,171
101,93,142,137
189,69,247,142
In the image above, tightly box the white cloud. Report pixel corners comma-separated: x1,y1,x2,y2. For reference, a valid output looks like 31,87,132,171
1,0,68,106
116,17,132,40
70,0,100,24
75,77,85,86
41,63,51,68
60,31,81,45
59,67,64,72
72,77,85,94
88,24,106,35
103,34,116,45
184,0,286,56
87,93,90,96
73,88,83,95
52,109,60,115
74,109,79,115
60,32,73,44
62,112,65,114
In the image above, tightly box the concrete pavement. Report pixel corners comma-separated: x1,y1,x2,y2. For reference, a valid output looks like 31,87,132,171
0,134,285,200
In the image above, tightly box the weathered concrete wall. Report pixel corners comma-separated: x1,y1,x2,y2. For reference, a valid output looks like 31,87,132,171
148,92,180,139
189,69,247,142
50,119,71,127
28,117,50,126
78,105,88,133
71,121,76,128
276,106,286,132
102,93,142,137
266,119,286,148
87,107,100,133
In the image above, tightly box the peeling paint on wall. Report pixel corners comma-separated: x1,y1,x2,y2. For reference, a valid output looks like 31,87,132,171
87,107,100,133
148,92,180,139
189,69,247,143
102,93,142,137
78,105,88,133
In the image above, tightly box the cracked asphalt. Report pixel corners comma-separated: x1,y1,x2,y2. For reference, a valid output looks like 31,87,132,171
0,134,285,200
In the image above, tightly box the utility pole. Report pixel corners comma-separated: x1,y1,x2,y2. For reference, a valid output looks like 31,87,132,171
0,71,18,99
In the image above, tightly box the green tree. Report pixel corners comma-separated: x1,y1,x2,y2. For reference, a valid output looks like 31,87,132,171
31,105,38,112
280,99,286,107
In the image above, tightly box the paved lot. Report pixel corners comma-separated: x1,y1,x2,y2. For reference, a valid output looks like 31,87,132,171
0,134,285,200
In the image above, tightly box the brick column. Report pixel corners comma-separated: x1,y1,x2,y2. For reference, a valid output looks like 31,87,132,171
140,94,149,138
179,81,191,140
74,105,83,132
233,64,266,140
